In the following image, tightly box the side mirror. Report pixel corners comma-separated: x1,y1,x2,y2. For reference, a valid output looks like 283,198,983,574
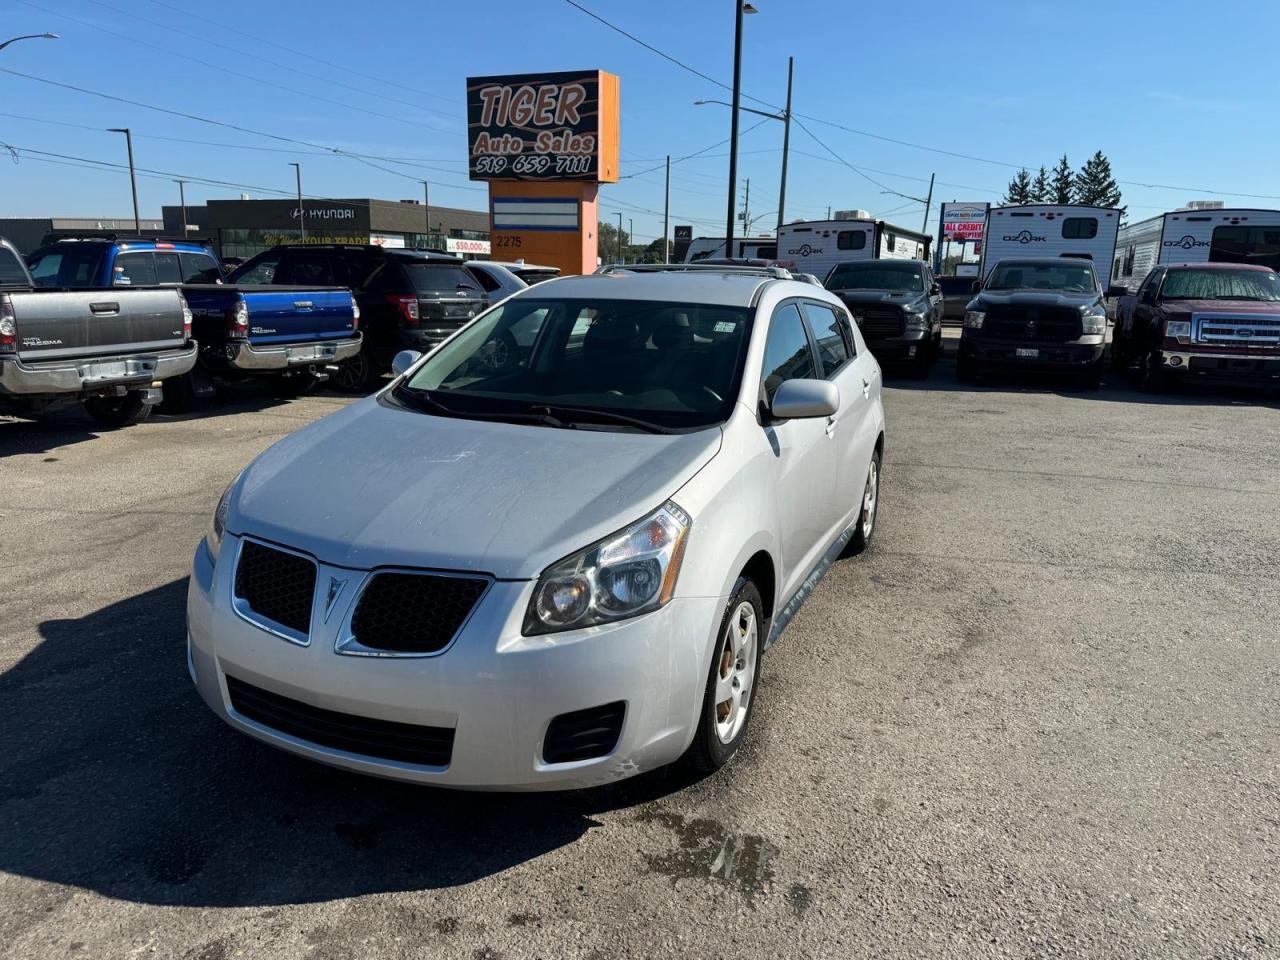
970,280,981,294
770,378,840,420
390,349,422,377
1107,285,1129,298
929,282,941,295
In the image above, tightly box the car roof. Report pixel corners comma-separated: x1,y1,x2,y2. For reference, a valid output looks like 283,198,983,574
1165,262,1274,272
536,269,799,306
488,260,559,272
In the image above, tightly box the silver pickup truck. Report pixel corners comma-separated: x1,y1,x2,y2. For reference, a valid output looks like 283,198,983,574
0,238,196,428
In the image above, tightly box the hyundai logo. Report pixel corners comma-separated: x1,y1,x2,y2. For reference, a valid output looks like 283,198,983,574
1002,230,1045,244
1162,235,1209,249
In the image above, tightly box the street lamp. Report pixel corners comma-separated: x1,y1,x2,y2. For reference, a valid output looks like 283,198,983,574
0,32,58,52
107,128,141,235
724,1,757,258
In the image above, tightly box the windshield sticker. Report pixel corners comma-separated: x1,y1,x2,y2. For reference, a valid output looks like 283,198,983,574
714,321,737,333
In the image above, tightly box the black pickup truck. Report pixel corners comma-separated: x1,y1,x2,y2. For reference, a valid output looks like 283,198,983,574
0,238,196,427
958,257,1111,387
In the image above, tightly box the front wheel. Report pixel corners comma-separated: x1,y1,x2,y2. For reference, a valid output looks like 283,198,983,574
1139,351,1167,394
83,391,151,429
683,578,763,774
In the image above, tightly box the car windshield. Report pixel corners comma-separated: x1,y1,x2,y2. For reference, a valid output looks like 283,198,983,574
398,297,752,430
399,261,483,296
826,263,924,292
986,262,1097,293
1160,268,1280,301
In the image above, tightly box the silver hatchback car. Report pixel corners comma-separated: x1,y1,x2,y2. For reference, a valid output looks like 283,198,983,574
188,265,886,790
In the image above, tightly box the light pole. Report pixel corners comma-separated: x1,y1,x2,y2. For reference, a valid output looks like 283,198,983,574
422,180,431,248
107,128,140,235
0,32,58,52
629,219,634,262
174,179,188,236
663,155,671,263
724,2,757,258
289,162,305,240
617,212,623,264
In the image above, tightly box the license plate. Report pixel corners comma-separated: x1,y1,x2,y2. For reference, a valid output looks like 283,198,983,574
83,360,127,380
1015,348,1039,359
287,345,321,362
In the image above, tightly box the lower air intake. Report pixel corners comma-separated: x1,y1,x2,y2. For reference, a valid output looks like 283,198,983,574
542,701,626,764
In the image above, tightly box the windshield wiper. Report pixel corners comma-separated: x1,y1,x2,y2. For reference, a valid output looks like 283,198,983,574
1212,295,1268,301
395,386,572,428
528,403,676,434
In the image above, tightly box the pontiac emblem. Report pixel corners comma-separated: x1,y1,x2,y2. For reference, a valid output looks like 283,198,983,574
324,577,347,620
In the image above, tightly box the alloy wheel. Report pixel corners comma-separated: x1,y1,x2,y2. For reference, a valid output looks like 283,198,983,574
861,459,879,540
714,601,758,744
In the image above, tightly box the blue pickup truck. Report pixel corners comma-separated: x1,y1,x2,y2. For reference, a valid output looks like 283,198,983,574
25,237,361,409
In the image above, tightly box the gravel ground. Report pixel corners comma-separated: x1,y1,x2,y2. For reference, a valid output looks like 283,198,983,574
1,360,1277,960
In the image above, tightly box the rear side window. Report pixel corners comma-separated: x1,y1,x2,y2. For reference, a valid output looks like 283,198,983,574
179,252,222,283
0,247,29,285
113,252,157,286
274,252,333,285
1062,217,1098,239
800,301,852,375
761,303,816,402
467,266,502,293
837,230,866,251
401,262,483,297
330,251,382,290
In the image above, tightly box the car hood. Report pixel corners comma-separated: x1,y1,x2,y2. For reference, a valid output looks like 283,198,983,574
229,396,723,579
975,290,1099,309
833,290,924,308
1159,299,1280,316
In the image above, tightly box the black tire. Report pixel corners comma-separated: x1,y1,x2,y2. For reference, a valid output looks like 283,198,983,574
845,447,881,556
684,577,764,774
160,372,199,414
956,351,980,383
272,372,319,397
83,391,151,429
908,342,932,379
329,346,380,393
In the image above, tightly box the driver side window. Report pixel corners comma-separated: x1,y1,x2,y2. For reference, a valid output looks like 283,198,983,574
1139,270,1163,305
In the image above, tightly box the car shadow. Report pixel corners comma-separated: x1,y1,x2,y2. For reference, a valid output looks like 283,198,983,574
0,578,696,907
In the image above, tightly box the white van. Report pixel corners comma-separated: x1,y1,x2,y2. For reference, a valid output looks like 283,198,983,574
681,236,777,263
1113,208,1280,289
979,204,1120,284
777,216,931,281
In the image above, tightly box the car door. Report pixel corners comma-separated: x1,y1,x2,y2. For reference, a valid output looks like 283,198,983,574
800,300,877,530
1131,268,1165,345
760,301,839,600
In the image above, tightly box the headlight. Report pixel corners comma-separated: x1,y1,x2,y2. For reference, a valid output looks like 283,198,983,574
905,310,929,330
206,480,234,562
1165,320,1191,343
1081,308,1107,336
963,310,985,329
524,500,692,635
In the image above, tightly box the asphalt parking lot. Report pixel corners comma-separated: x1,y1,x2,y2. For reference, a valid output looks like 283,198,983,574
2,359,1277,960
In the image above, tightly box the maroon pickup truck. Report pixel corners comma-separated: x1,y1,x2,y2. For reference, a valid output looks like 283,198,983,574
1111,263,1280,391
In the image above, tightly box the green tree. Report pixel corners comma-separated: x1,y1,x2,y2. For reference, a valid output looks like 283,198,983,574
642,238,672,263
1075,150,1122,209
1003,168,1034,205
1031,166,1051,203
1051,154,1075,204
597,221,631,263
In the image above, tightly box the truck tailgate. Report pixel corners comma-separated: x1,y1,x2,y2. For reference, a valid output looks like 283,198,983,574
232,285,356,345
10,288,187,363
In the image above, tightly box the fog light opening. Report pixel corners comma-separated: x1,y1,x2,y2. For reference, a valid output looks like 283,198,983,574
1168,355,1183,367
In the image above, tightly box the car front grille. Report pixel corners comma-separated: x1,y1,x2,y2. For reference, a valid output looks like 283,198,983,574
848,305,904,337
984,306,1082,341
1194,315,1280,346
234,539,316,638
348,572,488,654
542,701,626,764
226,675,455,766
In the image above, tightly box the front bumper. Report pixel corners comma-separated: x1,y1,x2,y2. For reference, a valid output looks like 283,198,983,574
187,535,724,790
224,334,362,373
1158,349,1280,382
864,329,929,360
960,336,1104,370
0,343,197,397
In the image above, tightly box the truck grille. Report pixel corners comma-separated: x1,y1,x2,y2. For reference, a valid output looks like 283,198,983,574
226,675,455,767
1194,315,1280,346
234,540,316,638
984,306,1082,341
348,572,488,654
542,701,626,764
849,305,904,337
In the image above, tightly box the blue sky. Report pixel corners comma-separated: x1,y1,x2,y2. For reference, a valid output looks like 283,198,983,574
2,0,1277,245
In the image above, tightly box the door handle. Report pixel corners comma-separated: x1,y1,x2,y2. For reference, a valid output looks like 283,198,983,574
825,415,837,438
861,378,871,399
89,301,120,315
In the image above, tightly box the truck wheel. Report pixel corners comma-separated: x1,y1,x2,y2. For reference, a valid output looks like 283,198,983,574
1109,334,1127,371
330,347,379,393
84,391,151,429
683,577,763,774
273,372,319,397
1079,360,1104,390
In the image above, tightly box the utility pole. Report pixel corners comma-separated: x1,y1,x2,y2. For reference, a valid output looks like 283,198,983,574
741,178,750,238
776,56,793,236
289,162,305,240
174,179,188,236
108,128,140,234
663,155,671,263
827,205,832,220
921,172,935,234
422,180,431,248
725,0,747,257
628,219,634,261
617,211,623,264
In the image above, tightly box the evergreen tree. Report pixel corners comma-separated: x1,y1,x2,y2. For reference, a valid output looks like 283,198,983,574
1075,150,1122,209
1003,168,1033,205
1051,155,1075,204
1031,166,1051,203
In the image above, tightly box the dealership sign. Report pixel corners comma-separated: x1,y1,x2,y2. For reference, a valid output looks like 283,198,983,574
446,237,492,255
941,202,988,243
466,70,620,183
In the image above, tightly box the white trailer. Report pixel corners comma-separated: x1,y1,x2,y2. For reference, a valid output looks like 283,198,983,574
979,204,1120,284
776,217,931,281
681,236,777,263
1113,208,1280,289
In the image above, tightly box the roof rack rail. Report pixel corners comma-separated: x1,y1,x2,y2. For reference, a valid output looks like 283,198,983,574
40,233,209,246
597,262,794,279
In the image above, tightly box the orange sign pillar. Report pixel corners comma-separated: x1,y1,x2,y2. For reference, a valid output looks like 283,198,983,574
488,181,600,277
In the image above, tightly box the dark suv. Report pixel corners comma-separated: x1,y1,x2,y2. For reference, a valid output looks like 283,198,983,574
823,259,943,376
230,246,486,391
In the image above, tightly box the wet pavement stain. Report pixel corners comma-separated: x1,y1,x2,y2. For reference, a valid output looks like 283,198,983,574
638,810,778,899
786,883,814,916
